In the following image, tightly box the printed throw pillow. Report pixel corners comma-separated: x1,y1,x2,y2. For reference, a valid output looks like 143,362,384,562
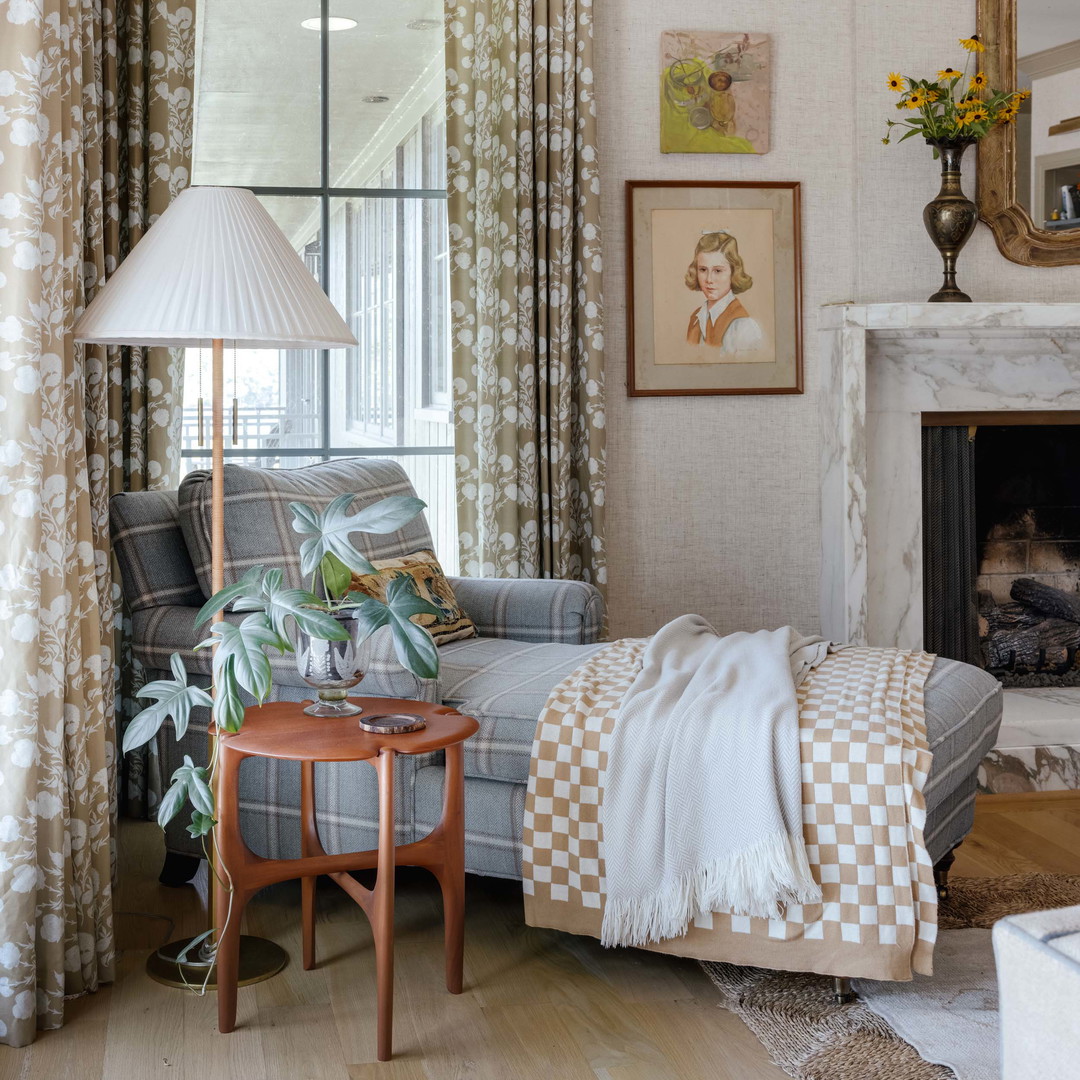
348,550,477,646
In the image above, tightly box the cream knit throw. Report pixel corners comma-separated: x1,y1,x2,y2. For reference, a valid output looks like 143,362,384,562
600,615,829,948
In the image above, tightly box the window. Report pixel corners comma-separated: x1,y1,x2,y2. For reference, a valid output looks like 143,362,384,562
183,1,455,570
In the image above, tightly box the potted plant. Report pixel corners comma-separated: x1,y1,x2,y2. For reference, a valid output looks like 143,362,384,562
881,35,1028,302
121,491,442,843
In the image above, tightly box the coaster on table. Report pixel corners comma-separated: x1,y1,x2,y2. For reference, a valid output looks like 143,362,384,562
359,713,427,734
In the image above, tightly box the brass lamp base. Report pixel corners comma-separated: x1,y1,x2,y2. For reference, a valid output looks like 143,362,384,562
146,935,288,990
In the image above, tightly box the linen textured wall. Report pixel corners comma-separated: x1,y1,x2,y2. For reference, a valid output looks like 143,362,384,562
0,0,193,1046
446,0,607,588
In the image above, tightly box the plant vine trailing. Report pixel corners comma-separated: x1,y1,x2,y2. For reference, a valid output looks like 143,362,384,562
122,492,443,842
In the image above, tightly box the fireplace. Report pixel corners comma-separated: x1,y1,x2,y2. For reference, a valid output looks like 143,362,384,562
923,419,1080,687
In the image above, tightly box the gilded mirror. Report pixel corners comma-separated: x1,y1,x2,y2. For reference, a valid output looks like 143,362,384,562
977,0,1080,265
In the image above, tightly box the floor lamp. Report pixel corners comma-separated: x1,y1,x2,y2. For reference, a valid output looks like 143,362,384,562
74,186,358,988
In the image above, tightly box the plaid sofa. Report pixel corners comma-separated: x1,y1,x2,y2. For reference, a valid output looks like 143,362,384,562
111,458,1002,881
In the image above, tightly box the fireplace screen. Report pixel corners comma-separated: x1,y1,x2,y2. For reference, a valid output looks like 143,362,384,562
925,423,1080,687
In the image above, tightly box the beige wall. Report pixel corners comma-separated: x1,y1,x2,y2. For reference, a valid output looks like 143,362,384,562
596,0,1080,639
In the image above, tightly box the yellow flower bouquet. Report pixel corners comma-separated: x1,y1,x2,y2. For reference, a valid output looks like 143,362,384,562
882,34,1027,149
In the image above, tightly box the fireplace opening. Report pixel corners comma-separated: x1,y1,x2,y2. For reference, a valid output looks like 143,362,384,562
923,421,1080,687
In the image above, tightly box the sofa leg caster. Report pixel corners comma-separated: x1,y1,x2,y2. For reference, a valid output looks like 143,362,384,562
934,845,959,901
159,851,202,887
833,977,855,1005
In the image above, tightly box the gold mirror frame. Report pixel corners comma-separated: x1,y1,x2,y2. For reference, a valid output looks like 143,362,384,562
977,0,1080,266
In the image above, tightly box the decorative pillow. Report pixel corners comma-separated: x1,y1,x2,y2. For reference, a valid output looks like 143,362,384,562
349,550,477,646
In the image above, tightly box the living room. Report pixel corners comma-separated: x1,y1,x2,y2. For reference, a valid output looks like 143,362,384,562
2,0,1079,1077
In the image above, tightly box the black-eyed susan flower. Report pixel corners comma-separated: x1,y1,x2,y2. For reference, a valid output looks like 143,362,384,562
969,71,988,90
906,88,927,108
960,35,985,52
968,106,989,122
937,68,961,80
998,106,1018,124
886,72,906,91
926,89,941,102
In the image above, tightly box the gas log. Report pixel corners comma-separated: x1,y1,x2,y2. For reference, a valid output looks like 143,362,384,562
1009,578,1080,624
986,616,1080,672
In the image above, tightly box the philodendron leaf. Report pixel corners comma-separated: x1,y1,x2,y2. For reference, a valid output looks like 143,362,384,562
187,811,217,839
195,565,266,629
236,566,347,643
125,651,213,753
212,656,245,733
320,552,353,600
206,613,281,703
288,493,427,578
352,575,441,681
187,766,215,817
157,774,190,828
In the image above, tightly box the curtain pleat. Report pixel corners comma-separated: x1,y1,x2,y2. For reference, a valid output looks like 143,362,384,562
0,0,193,1046
446,0,607,588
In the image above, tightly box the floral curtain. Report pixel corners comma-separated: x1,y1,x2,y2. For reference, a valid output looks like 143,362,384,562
446,0,607,588
0,0,193,1047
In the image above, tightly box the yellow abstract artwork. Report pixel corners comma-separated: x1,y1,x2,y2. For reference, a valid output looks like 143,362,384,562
660,31,771,155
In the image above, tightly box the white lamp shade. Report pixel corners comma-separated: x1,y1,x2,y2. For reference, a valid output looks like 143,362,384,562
73,187,357,349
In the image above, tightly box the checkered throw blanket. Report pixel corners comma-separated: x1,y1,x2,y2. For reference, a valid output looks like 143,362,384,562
523,638,940,981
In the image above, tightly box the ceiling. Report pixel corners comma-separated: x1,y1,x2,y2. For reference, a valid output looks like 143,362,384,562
191,0,444,194
1018,0,1080,58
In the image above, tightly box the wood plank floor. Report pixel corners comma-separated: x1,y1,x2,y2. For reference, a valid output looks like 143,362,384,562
5,793,1079,1080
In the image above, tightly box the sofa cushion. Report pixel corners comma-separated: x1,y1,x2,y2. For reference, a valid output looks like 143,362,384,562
178,458,434,600
439,640,1004,852
436,636,608,783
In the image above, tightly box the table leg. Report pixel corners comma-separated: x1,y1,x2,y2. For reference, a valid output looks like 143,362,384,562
440,742,466,995
301,760,318,970
374,749,396,1062
216,742,246,1034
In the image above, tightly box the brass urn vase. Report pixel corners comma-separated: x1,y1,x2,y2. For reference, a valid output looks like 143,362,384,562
923,136,978,302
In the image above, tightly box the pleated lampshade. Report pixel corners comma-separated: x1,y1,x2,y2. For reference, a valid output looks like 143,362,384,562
73,186,357,349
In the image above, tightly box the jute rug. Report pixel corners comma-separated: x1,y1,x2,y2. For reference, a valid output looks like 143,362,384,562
699,874,1080,1080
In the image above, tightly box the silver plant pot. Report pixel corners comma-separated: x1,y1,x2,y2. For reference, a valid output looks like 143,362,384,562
295,609,364,718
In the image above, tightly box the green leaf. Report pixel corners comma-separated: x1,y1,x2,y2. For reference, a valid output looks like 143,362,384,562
157,775,190,828
236,567,347,643
212,655,246,733
195,565,266,629
187,767,215,817
187,811,217,838
387,615,440,681
210,614,280,702
320,552,353,600
384,573,443,621
288,493,426,578
126,652,213,753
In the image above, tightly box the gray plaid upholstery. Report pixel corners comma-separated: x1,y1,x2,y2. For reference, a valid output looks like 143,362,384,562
113,469,1001,883
178,458,434,599
110,491,204,611
448,576,604,644
922,656,1003,863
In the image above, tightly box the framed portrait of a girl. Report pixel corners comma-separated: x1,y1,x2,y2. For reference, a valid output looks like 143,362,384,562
626,180,803,395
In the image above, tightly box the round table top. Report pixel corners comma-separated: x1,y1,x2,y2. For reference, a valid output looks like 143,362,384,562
219,698,479,763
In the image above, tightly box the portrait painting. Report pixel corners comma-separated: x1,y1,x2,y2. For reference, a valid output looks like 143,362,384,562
627,181,802,396
660,31,771,155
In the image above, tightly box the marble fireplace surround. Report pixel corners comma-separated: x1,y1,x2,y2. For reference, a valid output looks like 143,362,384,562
820,303,1080,793
820,302,1080,648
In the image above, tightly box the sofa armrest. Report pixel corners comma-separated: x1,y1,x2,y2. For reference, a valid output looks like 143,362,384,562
448,577,604,645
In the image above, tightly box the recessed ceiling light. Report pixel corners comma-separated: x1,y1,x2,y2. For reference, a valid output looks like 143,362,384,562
406,18,441,30
362,94,390,104
300,16,358,31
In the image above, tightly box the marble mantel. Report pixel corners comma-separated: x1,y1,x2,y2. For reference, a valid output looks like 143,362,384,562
819,302,1080,649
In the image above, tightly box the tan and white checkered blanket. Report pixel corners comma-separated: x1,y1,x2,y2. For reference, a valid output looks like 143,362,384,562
522,639,939,981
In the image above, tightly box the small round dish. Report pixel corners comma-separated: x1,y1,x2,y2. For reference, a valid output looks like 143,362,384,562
358,713,427,734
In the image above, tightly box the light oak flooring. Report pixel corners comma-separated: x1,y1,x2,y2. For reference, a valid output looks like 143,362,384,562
4,792,1080,1080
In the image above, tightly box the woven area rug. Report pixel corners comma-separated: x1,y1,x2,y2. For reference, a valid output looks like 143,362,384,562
699,874,1080,1080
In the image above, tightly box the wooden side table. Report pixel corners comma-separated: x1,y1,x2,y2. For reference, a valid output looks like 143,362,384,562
213,697,479,1061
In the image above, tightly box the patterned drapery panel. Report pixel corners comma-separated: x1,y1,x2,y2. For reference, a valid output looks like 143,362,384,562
0,0,193,1047
446,0,607,588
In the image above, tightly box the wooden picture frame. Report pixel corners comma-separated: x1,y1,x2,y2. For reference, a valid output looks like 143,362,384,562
976,0,1080,267
626,180,803,397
